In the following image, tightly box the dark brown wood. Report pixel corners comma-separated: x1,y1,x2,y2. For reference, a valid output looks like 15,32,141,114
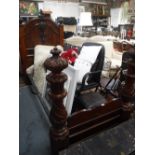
19,15,64,75
68,98,121,127
44,48,69,155
120,58,135,120
68,98,123,143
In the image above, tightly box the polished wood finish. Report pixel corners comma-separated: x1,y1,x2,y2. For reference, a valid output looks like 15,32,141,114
68,98,123,143
19,15,64,75
44,48,69,155
120,59,135,100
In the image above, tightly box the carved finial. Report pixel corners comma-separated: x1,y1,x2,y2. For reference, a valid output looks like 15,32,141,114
45,47,68,73
44,47,69,154
51,47,61,56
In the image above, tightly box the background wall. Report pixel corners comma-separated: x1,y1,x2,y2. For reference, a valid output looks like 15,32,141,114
38,1,80,20
110,0,135,27
38,0,135,27
110,8,122,27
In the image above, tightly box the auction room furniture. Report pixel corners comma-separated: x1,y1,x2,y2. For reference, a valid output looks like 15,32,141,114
64,35,122,70
25,42,134,155
26,41,105,115
21,11,135,155
65,35,135,74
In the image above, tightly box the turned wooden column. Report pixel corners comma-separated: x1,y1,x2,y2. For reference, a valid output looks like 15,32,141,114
44,47,69,155
120,58,135,120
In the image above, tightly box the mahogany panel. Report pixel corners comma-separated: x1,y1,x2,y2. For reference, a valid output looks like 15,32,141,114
68,98,122,127
19,16,64,75
67,98,123,144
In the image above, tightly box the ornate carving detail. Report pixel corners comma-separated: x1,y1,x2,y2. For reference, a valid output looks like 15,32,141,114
120,59,135,101
44,47,69,153
38,19,46,43
120,58,135,119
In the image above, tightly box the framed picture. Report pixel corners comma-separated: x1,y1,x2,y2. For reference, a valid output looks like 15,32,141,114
19,1,39,17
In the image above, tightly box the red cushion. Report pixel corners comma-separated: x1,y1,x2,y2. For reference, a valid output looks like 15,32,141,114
61,48,78,64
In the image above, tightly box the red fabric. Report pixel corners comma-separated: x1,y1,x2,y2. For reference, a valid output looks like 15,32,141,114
127,29,133,39
61,48,78,64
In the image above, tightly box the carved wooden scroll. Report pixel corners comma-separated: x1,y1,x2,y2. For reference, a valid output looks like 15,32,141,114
44,47,69,155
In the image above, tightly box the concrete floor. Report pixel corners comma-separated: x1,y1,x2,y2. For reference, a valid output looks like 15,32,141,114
19,86,135,155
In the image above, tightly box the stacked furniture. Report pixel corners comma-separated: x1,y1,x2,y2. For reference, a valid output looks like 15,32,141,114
64,35,122,77
65,35,122,67
65,35,135,76
26,42,105,115
20,14,135,155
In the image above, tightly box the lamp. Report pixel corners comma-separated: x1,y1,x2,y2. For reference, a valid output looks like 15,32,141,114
78,12,93,35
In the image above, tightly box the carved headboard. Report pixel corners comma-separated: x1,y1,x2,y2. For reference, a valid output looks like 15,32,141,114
19,15,64,74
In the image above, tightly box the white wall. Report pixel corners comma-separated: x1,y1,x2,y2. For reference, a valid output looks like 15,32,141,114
38,1,80,21
110,8,122,27
110,0,135,27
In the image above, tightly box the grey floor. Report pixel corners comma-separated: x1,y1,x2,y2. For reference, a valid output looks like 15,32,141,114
19,86,135,155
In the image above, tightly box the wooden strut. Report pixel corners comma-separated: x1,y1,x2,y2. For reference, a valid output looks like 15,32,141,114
44,47,69,155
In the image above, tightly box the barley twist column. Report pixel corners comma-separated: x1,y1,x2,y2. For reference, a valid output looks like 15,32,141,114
44,47,69,155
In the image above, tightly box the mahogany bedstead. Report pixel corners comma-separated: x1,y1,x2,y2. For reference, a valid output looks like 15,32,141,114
19,13,135,154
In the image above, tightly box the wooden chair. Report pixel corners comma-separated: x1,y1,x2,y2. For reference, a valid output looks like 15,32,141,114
74,42,105,110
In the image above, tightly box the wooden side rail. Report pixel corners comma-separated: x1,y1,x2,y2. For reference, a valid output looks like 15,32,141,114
67,96,134,144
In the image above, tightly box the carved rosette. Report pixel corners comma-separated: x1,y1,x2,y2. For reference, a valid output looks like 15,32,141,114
44,47,69,150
